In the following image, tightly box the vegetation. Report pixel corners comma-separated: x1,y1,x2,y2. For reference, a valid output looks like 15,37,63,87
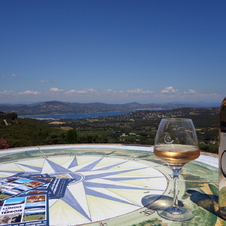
0,111,108,148
0,108,219,154
0,138,9,149
66,129,78,144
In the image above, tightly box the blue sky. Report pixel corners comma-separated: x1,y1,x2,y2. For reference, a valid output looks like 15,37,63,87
0,0,225,104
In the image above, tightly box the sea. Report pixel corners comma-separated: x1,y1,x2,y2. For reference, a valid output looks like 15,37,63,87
19,111,134,120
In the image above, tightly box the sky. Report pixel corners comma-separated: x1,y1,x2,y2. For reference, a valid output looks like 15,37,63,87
0,0,225,105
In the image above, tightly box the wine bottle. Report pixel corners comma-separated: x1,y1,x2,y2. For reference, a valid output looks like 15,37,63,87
219,97,226,219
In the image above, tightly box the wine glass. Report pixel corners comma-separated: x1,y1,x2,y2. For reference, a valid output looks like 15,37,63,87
154,118,200,221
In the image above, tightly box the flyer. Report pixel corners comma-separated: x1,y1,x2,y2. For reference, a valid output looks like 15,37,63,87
0,172,76,200
17,173,74,199
0,194,49,226
0,172,77,225
0,176,46,201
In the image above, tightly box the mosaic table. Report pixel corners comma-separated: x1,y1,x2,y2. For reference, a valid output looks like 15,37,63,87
0,144,223,226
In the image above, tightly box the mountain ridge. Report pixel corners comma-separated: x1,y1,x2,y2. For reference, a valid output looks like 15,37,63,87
0,100,218,116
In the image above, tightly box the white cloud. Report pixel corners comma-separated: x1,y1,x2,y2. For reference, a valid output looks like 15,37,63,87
161,86,178,94
11,74,18,77
152,87,222,101
105,89,118,94
49,88,64,92
65,88,97,94
185,92,220,98
1,76,5,78
0,87,222,104
65,88,154,98
182,89,221,99
126,88,154,94
184,89,197,95
0,90,14,94
18,90,41,95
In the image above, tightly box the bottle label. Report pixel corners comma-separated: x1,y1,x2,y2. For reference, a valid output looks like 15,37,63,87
220,121,226,177
221,148,226,178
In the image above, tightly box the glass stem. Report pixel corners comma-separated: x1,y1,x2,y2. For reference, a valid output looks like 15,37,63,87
172,167,181,209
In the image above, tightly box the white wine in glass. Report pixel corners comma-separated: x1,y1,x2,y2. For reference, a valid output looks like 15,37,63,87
154,118,200,221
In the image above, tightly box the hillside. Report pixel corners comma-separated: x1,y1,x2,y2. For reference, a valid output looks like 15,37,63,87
0,101,204,116
0,107,219,154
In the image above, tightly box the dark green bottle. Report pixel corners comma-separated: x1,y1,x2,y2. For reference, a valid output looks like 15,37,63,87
219,97,226,219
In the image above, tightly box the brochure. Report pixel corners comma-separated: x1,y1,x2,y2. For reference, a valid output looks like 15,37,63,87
0,194,48,226
0,176,46,201
0,171,78,225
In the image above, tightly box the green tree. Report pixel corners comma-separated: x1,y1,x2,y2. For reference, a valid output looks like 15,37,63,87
66,129,78,144
77,134,87,143
45,132,61,145
6,112,17,120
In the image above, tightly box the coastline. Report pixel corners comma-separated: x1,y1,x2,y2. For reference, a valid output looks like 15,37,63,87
18,110,134,120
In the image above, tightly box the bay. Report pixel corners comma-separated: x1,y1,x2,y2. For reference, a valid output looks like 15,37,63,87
19,111,134,120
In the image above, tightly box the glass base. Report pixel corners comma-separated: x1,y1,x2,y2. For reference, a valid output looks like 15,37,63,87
157,206,195,222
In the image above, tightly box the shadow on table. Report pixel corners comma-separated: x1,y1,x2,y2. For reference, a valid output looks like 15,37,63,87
187,189,218,216
141,194,184,211
142,190,218,216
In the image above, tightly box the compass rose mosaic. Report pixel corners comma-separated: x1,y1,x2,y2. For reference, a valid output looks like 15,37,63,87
0,145,220,226
0,146,167,225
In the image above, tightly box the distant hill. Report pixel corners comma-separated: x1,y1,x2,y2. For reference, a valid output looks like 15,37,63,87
0,100,210,116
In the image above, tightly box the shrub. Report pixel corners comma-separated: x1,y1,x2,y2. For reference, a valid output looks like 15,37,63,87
66,129,78,144
0,138,9,149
